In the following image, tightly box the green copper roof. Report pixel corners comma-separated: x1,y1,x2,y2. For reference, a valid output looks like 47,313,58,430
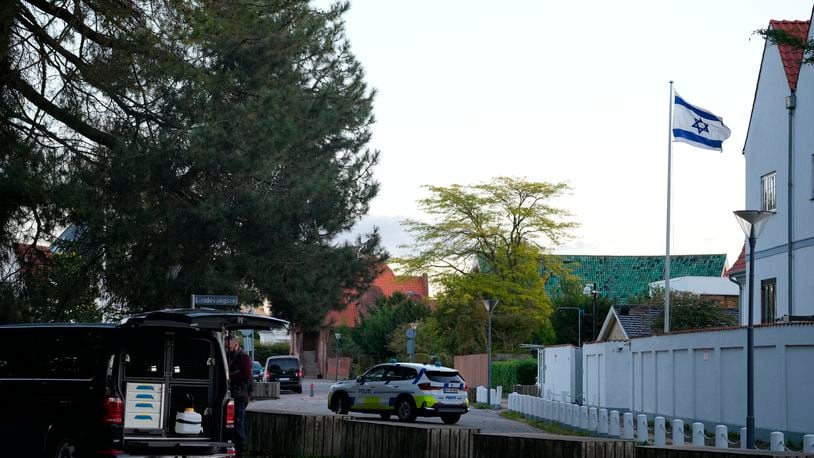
545,254,727,303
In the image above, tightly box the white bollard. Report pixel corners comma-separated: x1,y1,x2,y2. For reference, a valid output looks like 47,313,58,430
559,402,566,424
571,404,580,428
740,427,747,449
609,410,620,437
672,419,684,446
477,386,486,403
495,386,503,407
535,397,542,420
545,400,552,421
692,422,705,447
715,425,728,449
637,414,648,444
770,432,784,452
580,406,589,430
804,434,814,453
589,407,598,432
623,412,635,440
599,409,609,435
654,417,665,447
562,390,569,403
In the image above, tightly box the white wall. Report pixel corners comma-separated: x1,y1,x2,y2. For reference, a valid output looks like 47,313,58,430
541,345,581,403
744,14,814,320
582,324,814,440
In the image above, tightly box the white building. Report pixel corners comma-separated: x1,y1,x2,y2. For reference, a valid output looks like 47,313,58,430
742,15,814,323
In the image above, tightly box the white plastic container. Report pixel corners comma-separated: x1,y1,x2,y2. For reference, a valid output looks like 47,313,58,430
175,408,202,434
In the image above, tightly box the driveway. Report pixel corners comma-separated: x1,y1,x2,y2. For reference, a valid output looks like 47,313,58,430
249,379,541,435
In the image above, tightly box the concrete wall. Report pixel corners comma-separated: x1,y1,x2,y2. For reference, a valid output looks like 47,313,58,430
541,345,581,402
581,324,814,439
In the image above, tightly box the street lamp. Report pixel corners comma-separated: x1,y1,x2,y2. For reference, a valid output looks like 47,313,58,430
557,307,583,347
482,298,498,408
734,209,773,449
582,283,599,342
334,332,342,381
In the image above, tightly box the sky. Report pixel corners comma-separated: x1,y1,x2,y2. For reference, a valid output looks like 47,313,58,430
332,1,813,268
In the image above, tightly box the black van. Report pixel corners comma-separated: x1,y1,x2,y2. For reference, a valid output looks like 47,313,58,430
0,308,287,458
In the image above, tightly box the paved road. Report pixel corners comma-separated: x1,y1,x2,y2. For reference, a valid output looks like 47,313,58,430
249,379,541,435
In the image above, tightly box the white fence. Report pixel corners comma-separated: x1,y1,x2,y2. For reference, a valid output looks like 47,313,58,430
475,385,502,407
507,393,814,453
579,323,814,440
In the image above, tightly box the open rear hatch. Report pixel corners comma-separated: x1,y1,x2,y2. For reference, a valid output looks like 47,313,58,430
117,309,288,454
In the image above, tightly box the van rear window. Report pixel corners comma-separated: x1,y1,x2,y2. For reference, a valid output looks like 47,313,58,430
425,371,463,384
267,358,299,374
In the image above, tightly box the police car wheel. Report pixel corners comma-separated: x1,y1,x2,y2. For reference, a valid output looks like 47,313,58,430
441,414,461,425
379,413,391,420
334,393,350,414
396,397,417,422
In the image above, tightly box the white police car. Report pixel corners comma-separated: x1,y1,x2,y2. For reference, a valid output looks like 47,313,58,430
327,362,469,424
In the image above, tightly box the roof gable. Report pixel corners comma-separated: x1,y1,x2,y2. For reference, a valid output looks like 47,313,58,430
769,20,810,93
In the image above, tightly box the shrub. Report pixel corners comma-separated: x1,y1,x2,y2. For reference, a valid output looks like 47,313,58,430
253,342,290,363
491,358,537,395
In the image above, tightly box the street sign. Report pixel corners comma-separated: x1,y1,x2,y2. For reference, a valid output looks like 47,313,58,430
406,339,415,355
405,328,416,339
192,294,239,308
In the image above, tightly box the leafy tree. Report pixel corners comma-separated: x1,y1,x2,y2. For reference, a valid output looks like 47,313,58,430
631,287,738,333
351,292,431,363
398,177,576,353
1,1,384,325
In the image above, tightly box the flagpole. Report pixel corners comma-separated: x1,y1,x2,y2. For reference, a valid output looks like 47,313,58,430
664,81,673,334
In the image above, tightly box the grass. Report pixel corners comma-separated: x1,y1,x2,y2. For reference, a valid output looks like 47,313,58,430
500,411,593,437
471,402,494,409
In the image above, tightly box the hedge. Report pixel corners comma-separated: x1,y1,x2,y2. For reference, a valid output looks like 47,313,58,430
490,358,537,396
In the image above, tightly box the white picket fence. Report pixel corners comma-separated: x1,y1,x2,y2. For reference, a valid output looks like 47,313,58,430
475,385,503,407
507,392,814,453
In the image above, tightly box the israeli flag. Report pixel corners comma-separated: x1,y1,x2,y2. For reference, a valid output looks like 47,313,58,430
672,93,731,151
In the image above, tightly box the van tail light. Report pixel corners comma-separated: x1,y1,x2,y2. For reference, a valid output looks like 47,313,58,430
417,383,441,391
298,368,303,379
225,400,235,428
103,396,124,424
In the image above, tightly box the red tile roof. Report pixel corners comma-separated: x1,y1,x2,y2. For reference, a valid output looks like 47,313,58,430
324,264,430,328
769,20,810,93
725,245,746,277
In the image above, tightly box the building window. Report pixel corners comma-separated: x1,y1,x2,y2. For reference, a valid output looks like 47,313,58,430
761,172,776,211
761,278,776,323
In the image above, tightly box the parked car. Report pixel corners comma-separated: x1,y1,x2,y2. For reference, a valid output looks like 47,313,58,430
327,362,469,424
264,355,303,393
252,361,264,382
0,309,287,458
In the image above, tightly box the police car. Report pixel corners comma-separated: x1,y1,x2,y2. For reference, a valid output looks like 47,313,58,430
327,362,469,424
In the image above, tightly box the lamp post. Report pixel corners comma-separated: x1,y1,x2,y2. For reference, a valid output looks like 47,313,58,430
334,332,342,381
582,283,599,342
482,299,498,408
558,307,583,347
734,210,773,449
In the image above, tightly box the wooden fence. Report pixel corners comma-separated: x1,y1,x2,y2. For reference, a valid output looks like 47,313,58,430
251,381,280,399
474,432,634,458
247,411,346,457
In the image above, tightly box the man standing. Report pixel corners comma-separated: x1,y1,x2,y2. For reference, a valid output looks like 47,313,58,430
225,334,252,456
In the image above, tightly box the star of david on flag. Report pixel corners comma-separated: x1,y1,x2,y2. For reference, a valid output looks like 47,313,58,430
672,92,731,151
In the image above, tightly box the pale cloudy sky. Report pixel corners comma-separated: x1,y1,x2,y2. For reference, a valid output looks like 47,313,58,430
334,1,813,266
